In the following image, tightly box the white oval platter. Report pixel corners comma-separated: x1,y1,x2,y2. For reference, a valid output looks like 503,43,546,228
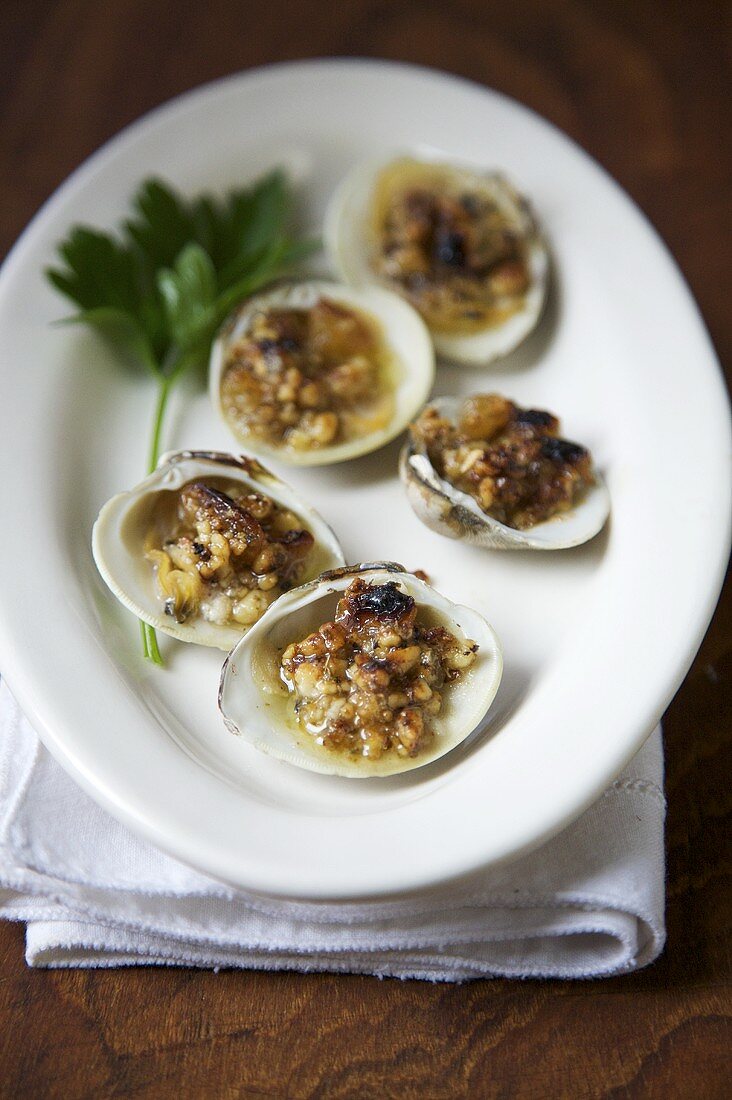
0,60,729,899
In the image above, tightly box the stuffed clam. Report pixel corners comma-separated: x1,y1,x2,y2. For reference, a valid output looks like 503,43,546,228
209,279,434,465
326,155,548,365
400,394,610,550
219,562,503,778
92,451,345,649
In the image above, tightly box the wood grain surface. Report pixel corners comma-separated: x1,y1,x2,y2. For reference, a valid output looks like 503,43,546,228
1,1,730,1096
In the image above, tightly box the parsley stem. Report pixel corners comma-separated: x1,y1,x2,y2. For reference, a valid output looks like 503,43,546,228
140,372,175,663
148,373,173,474
140,620,163,665
141,351,204,663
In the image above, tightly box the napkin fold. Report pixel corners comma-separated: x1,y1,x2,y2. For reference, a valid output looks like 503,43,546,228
0,681,665,980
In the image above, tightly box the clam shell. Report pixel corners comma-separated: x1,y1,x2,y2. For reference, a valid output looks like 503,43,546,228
325,155,549,365
400,397,610,550
218,562,503,778
209,279,435,465
92,450,346,649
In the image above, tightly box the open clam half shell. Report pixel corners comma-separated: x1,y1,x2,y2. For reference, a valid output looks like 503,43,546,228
400,397,610,550
325,155,549,365
209,280,434,466
218,562,503,778
92,451,345,650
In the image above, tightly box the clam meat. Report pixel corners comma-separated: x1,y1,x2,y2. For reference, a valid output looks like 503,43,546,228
326,156,548,364
219,562,503,777
92,451,345,649
400,394,610,550
209,280,434,465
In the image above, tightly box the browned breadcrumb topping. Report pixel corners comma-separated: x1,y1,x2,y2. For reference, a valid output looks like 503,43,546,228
145,479,314,628
280,579,478,761
372,172,530,334
411,394,595,530
220,297,393,451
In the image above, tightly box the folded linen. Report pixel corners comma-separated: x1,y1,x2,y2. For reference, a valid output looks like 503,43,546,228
0,680,665,979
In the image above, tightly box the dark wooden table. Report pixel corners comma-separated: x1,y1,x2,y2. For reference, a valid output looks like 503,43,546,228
1,1,729,1096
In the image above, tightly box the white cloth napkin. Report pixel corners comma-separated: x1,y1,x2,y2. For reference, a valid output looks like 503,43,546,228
0,680,665,980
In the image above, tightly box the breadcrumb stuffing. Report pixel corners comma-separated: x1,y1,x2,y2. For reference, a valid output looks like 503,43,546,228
280,578,478,761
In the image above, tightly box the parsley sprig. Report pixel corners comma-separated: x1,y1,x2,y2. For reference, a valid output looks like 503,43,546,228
47,171,316,664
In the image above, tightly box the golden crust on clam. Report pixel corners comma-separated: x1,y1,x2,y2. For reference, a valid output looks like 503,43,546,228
92,451,346,649
209,280,434,465
326,156,549,365
218,562,503,777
